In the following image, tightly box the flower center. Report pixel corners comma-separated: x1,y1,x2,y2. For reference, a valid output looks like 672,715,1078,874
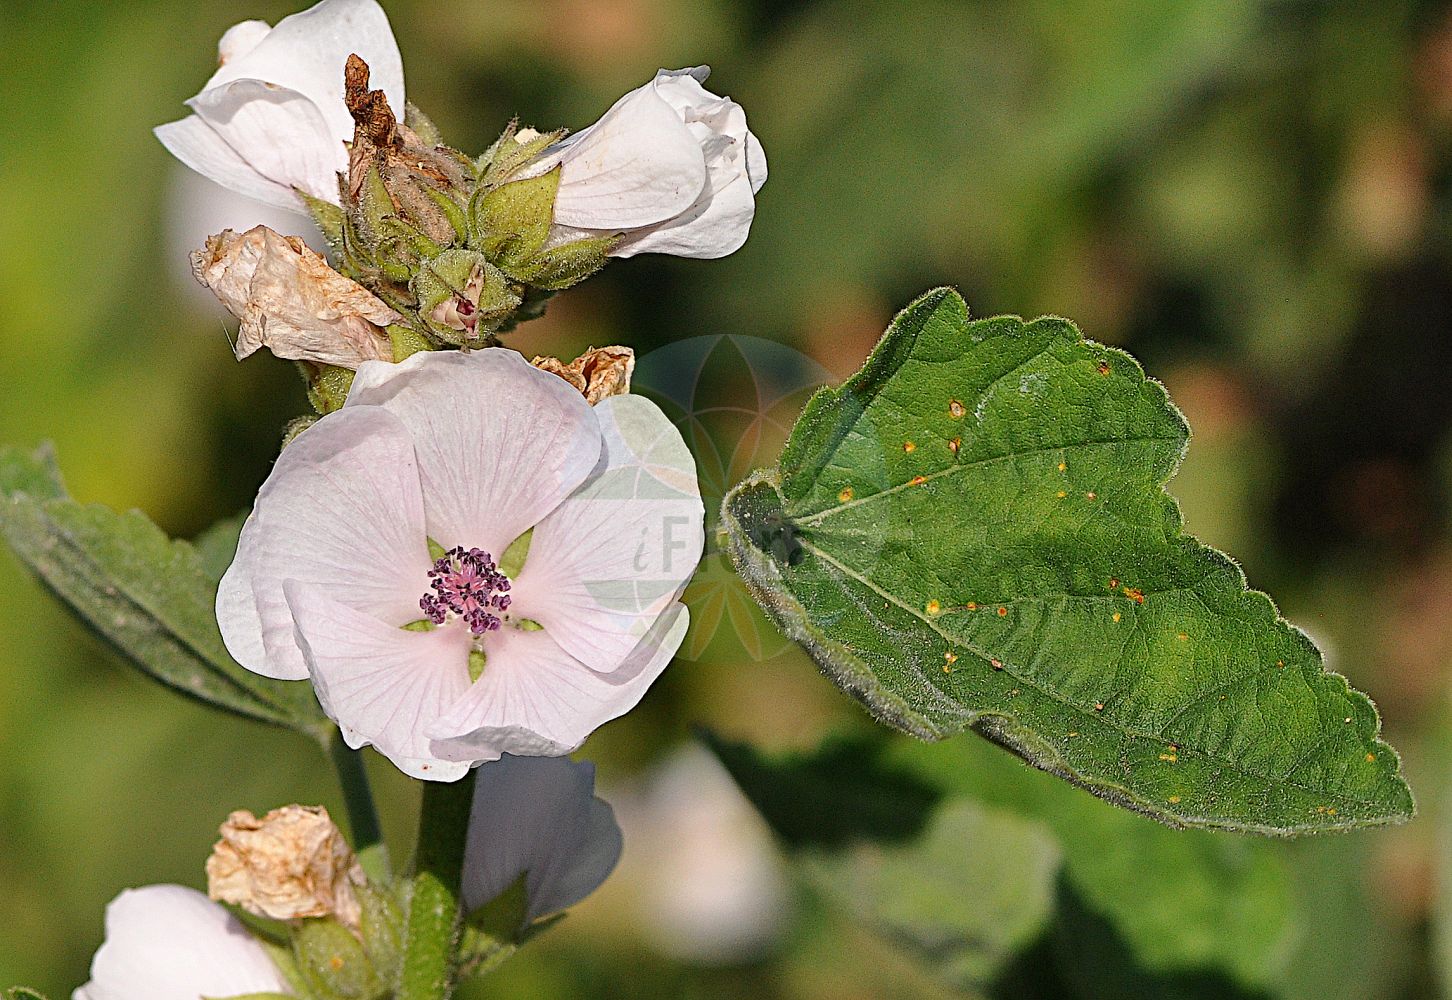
419,546,512,635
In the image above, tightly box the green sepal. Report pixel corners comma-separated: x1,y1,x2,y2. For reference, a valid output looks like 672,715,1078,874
303,364,356,415
281,415,317,449
498,528,533,578
355,165,398,253
422,186,470,245
292,919,382,1000
476,122,565,186
404,101,442,147
298,190,346,256
355,879,406,984
6,988,53,1000
457,875,527,977
468,168,559,264
388,323,435,363
504,235,615,291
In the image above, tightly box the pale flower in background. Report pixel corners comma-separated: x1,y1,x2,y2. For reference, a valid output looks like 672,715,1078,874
206,804,365,926
533,67,767,259
155,0,403,210
193,225,399,367
217,349,703,779
462,754,623,923
613,744,791,964
74,885,291,1000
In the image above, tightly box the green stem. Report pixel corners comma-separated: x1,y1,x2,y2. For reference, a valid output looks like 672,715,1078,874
328,730,388,882
398,772,477,1000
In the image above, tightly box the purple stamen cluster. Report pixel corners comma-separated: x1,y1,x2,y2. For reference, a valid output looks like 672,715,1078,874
420,546,511,635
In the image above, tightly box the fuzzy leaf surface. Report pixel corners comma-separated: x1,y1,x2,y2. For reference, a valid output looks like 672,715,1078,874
721,288,1410,833
0,446,326,736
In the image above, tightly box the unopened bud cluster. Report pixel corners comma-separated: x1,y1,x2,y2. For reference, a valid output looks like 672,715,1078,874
306,56,613,352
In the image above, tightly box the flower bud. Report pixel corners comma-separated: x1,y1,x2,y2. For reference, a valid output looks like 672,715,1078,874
532,346,635,404
206,804,365,927
192,225,397,368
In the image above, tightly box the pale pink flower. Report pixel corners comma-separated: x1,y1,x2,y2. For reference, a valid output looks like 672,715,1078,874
74,885,291,1000
217,349,702,779
532,67,767,258
155,0,404,210
462,754,623,924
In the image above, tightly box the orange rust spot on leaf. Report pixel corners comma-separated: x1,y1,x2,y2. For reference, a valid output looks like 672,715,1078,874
997,606,1008,617
1168,795,1182,804
949,399,966,418
1366,752,1377,762
943,651,958,665
1122,586,1145,604
1097,360,1111,375
925,599,941,616
990,658,1003,670
1057,461,1067,472
838,486,854,502
1108,577,1119,589
903,440,916,453
1094,701,1105,711
909,475,927,486
1086,491,1097,501
1177,632,1189,641
965,602,978,611
949,437,961,454
1056,490,1067,498
1112,612,1121,622
1159,753,1178,762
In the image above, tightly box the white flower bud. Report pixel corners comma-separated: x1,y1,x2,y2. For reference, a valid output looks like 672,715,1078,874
534,67,767,259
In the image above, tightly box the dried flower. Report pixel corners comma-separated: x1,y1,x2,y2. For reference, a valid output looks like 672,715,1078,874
532,346,635,404
192,225,398,367
206,804,364,926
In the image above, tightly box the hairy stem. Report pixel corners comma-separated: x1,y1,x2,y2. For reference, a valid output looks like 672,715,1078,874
397,772,477,1000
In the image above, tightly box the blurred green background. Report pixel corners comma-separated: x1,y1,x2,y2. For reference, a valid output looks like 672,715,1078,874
5,0,1452,996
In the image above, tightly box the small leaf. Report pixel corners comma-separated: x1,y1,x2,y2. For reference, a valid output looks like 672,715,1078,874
7,988,53,1000
721,288,1412,833
0,445,326,736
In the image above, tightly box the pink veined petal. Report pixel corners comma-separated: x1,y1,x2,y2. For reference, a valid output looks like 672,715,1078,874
154,116,300,211
510,395,703,672
427,602,689,761
218,405,432,681
285,582,474,781
547,78,708,230
188,80,346,204
75,885,290,1000
461,755,623,923
204,0,405,144
346,349,603,557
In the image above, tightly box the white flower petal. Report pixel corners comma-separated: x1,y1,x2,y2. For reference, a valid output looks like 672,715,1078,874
547,79,709,229
204,0,404,144
346,349,602,557
74,885,290,1000
154,116,300,210
746,131,768,194
285,582,473,781
608,156,757,258
510,395,702,672
217,20,272,66
187,80,346,204
218,405,432,680
461,755,623,923
428,603,688,759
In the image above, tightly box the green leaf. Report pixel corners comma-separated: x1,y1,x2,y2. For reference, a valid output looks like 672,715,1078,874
6,988,52,1000
711,732,1288,998
0,445,327,737
720,288,1411,833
